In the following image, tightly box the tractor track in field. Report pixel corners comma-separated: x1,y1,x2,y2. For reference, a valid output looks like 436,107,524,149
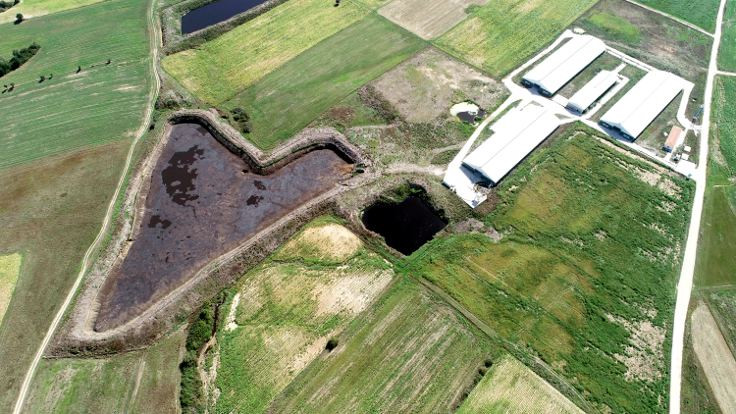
11,0,163,412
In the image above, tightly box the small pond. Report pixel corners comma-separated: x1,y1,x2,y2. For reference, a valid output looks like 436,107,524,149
181,0,270,34
362,195,447,255
95,123,352,331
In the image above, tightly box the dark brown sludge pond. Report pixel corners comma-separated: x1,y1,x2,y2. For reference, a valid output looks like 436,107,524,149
95,123,352,331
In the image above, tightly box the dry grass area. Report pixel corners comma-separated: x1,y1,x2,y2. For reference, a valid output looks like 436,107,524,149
275,222,362,263
457,356,584,414
270,278,498,413
213,219,393,413
0,253,21,326
378,0,486,40
372,47,506,123
691,302,736,414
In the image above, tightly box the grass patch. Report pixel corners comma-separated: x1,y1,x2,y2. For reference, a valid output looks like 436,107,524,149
695,76,736,287
457,355,584,414
720,0,736,71
0,0,106,24
0,140,131,411
161,0,369,104
223,14,426,150
405,128,694,412
586,11,642,44
0,253,21,326
270,277,499,413
637,0,720,32
557,51,623,98
23,328,185,413
0,0,151,169
213,221,392,413
435,0,597,77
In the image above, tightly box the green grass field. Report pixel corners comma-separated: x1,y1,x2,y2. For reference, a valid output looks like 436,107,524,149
161,0,369,105
435,0,597,77
406,128,694,413
22,328,184,413
695,76,736,287
0,0,106,24
457,356,584,414
224,14,426,150
638,0,720,32
271,277,499,413
0,0,152,169
213,219,393,413
720,0,736,71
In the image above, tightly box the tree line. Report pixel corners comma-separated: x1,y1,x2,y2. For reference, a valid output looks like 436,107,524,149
0,42,40,78
0,0,19,13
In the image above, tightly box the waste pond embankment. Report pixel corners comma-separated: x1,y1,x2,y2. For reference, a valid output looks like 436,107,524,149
95,123,352,331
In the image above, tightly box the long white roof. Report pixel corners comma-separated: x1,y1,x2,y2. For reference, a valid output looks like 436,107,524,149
523,35,606,95
567,70,619,113
600,70,684,138
463,104,559,184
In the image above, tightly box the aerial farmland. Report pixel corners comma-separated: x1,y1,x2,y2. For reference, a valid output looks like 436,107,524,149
0,0,732,413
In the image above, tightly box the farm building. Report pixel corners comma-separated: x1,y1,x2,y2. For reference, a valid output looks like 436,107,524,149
600,70,684,140
664,126,683,152
566,70,619,113
522,35,606,97
463,104,560,185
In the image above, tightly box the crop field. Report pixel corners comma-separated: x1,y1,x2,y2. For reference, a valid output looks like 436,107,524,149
696,76,736,287
0,253,21,326
378,0,485,40
0,0,152,169
270,277,499,413
161,0,369,105
457,356,584,414
0,140,131,411
212,218,393,413
435,0,597,77
575,0,711,117
23,328,185,413
224,15,426,150
720,0,736,71
406,128,694,413
690,303,736,414
0,0,106,24
638,0,720,32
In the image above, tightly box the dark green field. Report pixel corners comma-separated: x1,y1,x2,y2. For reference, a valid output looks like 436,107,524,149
638,0,720,32
405,127,694,413
224,15,426,150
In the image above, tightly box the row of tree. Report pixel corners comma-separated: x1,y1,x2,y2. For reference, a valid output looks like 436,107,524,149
0,0,19,13
0,42,40,78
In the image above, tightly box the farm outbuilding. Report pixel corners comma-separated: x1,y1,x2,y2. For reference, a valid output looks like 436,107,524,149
522,35,606,97
599,70,684,140
664,126,683,152
462,104,560,185
566,70,619,113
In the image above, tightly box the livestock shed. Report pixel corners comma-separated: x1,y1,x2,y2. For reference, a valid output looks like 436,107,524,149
566,70,619,113
600,70,685,140
522,35,606,97
664,126,683,152
463,104,560,185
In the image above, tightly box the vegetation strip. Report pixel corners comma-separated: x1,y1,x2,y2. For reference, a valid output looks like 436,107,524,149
0,43,39,78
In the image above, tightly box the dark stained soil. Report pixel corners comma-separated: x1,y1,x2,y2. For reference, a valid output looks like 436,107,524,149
95,123,352,331
362,195,447,255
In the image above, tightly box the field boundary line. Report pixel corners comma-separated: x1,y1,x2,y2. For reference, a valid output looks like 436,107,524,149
621,0,715,37
11,0,162,412
669,0,728,412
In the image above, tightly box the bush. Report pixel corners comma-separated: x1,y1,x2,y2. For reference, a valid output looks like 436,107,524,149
0,43,40,77
325,338,339,351
230,107,252,134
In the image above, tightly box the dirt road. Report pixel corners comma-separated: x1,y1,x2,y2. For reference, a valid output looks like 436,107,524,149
11,0,163,412
668,0,728,412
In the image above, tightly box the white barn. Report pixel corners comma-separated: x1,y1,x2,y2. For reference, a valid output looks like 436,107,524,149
566,70,619,113
522,35,606,97
463,104,560,185
599,70,684,140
